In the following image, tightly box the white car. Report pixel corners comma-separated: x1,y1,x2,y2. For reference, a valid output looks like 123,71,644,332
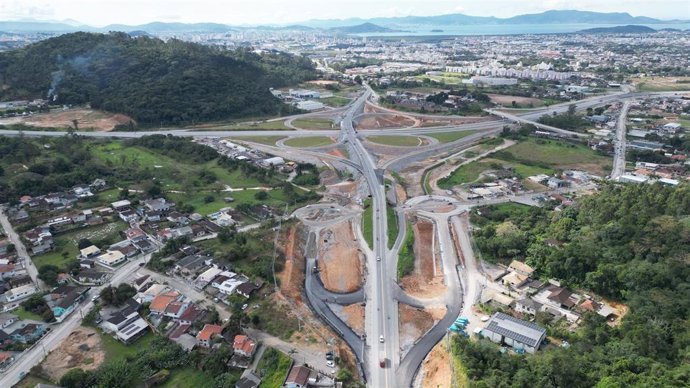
326,360,335,368
379,335,384,343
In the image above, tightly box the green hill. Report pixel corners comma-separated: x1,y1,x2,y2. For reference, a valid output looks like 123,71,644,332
0,32,315,126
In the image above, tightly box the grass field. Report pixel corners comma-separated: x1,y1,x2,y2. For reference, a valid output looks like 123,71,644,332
168,187,290,217
438,138,606,189
257,348,293,388
397,222,415,279
238,121,290,130
15,375,54,388
637,77,690,92
504,138,609,169
321,96,351,107
386,206,399,249
361,198,373,249
231,135,286,146
15,306,44,321
291,118,334,130
427,131,477,144
367,135,422,147
283,136,334,148
162,368,224,388
33,221,128,270
100,331,156,361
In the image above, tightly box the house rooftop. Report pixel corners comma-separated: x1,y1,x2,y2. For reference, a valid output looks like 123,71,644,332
197,324,223,341
485,312,546,348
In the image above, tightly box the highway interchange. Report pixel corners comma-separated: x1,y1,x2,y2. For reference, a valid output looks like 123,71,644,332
1,87,688,387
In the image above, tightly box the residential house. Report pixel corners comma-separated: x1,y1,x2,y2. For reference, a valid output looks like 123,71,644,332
178,303,204,325
0,264,17,280
104,299,148,343
508,260,535,278
164,301,189,319
0,352,15,369
481,312,546,353
144,198,174,214
547,287,578,309
196,266,223,287
79,245,101,260
139,284,168,303
236,282,259,299
285,365,314,388
235,371,261,388
4,284,37,303
514,298,542,316
0,330,11,348
132,275,152,292
125,227,147,243
217,277,245,295
0,313,18,329
150,291,181,315
232,335,257,358
97,250,126,268
111,200,131,211
10,322,46,343
196,324,223,347
118,209,138,223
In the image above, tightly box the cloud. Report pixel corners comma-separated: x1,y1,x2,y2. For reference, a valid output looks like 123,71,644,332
0,0,56,20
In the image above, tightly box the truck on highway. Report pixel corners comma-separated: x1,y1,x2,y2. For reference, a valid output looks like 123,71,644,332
379,352,387,368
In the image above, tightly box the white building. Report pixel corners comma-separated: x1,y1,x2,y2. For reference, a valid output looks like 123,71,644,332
481,312,546,353
4,284,37,303
97,250,126,268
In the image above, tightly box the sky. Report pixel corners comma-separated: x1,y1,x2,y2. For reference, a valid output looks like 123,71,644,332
1,0,688,26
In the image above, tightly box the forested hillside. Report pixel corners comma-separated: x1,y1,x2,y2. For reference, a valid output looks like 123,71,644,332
0,32,315,125
458,184,690,387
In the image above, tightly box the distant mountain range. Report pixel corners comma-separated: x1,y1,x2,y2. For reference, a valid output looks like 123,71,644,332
329,23,399,34
577,25,658,34
298,10,688,28
0,10,687,34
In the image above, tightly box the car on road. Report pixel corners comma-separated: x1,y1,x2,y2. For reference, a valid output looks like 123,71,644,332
326,351,334,360
379,335,384,343
326,360,335,368
376,256,381,261
241,304,248,310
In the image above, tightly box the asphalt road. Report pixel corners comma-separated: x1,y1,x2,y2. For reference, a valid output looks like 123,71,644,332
0,207,44,290
0,255,147,387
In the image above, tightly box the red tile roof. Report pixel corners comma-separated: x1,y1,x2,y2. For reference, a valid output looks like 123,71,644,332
197,324,223,341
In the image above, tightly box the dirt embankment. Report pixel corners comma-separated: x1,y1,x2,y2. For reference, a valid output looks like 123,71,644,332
318,221,363,293
278,225,305,303
421,340,452,388
357,114,416,129
399,304,435,351
400,218,446,299
341,303,365,335
0,108,132,131
40,327,105,381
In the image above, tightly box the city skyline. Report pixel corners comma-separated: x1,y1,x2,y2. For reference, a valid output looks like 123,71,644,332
1,0,689,27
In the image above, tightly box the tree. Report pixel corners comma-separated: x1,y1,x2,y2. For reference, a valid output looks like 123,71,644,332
254,191,268,200
77,239,94,249
99,283,136,306
354,75,362,85
118,188,130,199
204,195,215,203
38,264,61,286
60,368,96,388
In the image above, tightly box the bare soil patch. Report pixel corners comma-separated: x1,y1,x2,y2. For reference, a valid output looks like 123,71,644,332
421,340,452,388
3,108,132,131
425,305,447,321
342,303,365,335
357,114,416,129
278,225,305,303
399,304,434,351
41,327,104,381
487,94,543,107
318,221,363,293
400,218,447,299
